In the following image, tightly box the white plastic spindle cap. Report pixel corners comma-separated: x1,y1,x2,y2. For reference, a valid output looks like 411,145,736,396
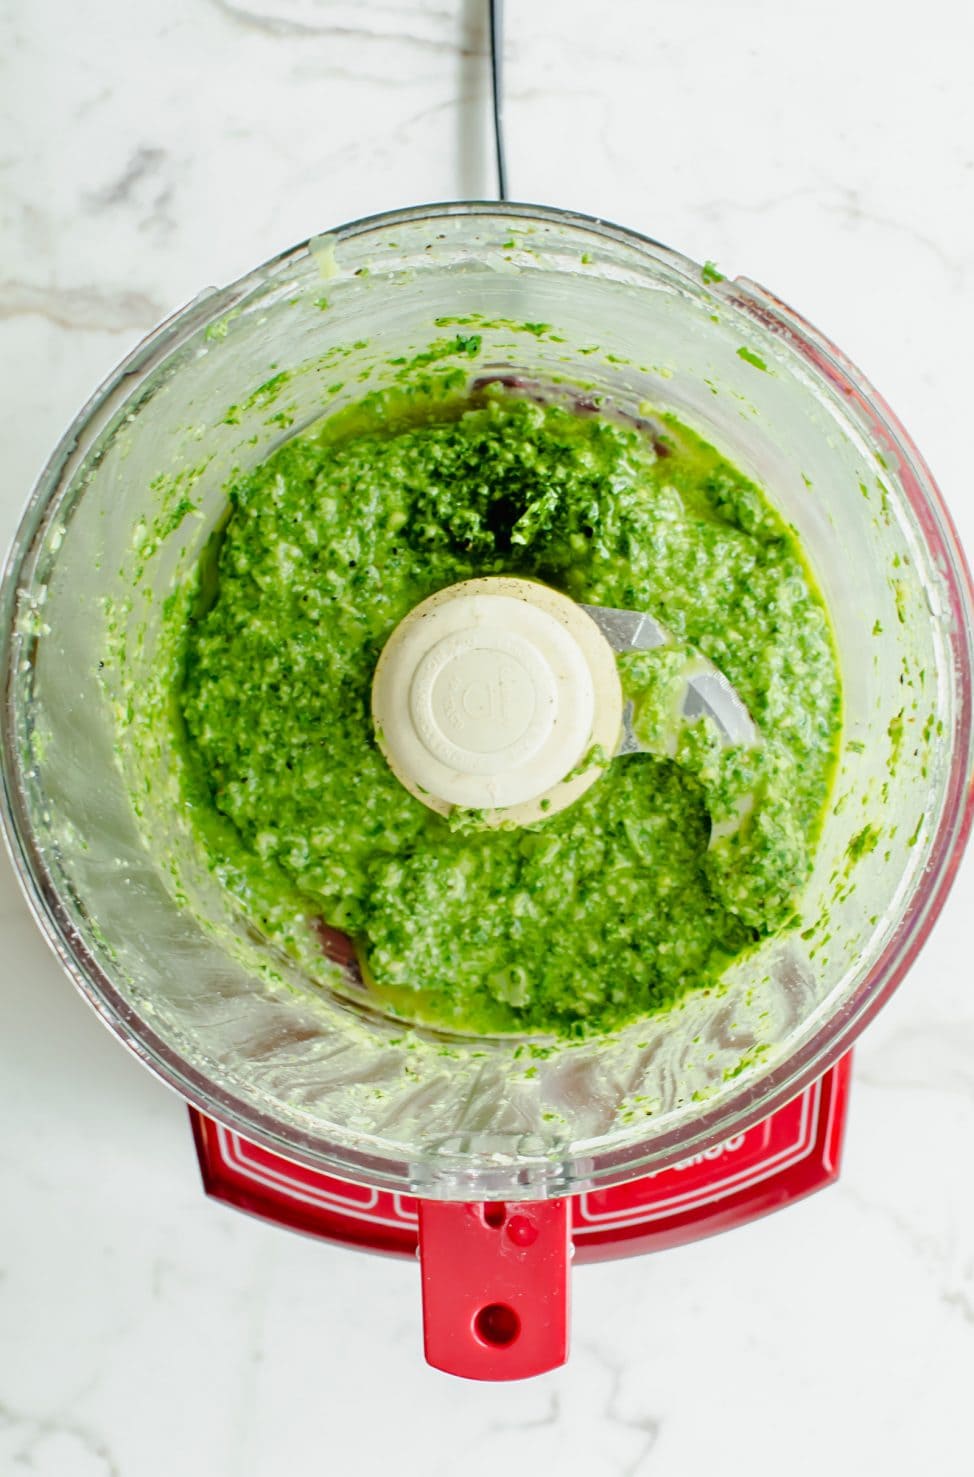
372,577,623,826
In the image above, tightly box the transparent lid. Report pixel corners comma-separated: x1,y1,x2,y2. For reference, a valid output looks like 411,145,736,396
2,204,972,1199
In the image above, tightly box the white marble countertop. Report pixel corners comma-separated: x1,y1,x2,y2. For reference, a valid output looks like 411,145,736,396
2,1,973,1472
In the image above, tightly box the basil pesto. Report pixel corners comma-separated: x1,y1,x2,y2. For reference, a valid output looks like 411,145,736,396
174,387,840,1036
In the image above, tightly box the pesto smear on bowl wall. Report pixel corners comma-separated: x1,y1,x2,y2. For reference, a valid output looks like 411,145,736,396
170,382,840,1037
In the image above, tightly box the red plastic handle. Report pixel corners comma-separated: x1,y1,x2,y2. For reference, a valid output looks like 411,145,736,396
417,1198,571,1380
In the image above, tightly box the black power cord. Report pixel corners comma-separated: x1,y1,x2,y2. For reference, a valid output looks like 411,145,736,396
488,0,508,200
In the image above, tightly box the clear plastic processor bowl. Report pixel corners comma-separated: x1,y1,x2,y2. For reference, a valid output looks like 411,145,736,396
2,203,972,1203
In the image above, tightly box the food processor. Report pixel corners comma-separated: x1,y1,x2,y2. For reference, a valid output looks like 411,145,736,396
2,201,971,1378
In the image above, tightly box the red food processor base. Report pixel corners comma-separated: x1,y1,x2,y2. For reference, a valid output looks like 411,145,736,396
190,1053,850,1377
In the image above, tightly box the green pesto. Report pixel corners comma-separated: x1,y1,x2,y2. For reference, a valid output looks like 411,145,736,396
736,347,769,372
173,387,840,1037
846,823,881,864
